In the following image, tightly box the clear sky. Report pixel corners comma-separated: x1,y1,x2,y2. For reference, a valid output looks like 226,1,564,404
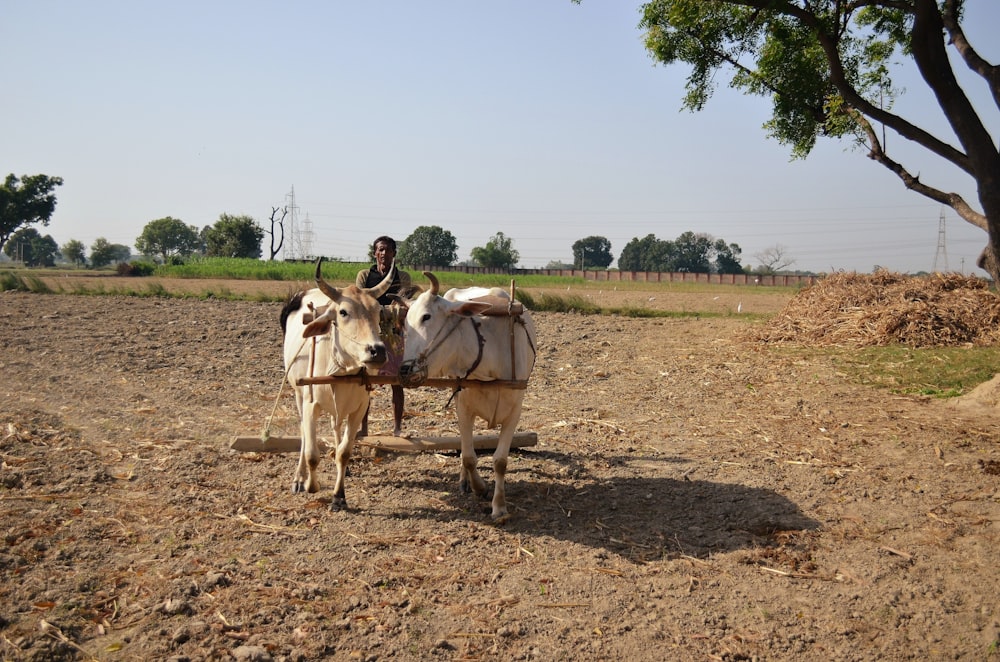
4,1,998,274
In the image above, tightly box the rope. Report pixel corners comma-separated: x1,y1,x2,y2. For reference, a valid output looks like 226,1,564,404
262,335,310,442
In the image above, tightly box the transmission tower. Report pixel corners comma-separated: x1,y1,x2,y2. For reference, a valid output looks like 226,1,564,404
932,208,949,272
282,186,302,260
302,212,314,260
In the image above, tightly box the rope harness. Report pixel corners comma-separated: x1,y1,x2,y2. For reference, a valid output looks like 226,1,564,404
400,308,536,414
398,315,483,389
263,299,383,439
268,292,538,438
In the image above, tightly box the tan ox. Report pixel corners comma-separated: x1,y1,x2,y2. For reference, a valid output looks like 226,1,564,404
279,258,395,509
398,273,537,522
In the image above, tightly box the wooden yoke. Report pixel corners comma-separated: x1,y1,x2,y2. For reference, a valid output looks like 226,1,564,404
469,295,524,317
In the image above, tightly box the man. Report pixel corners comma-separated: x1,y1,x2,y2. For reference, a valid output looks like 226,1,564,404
356,236,412,436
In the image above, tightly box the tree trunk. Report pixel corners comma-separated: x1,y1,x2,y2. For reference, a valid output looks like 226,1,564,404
977,230,1000,287
975,181,1000,287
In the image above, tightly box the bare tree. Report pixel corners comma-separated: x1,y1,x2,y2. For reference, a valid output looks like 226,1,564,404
754,244,796,275
266,206,288,261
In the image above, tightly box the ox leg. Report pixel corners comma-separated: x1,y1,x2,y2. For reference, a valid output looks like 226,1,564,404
489,417,519,523
294,401,322,494
391,385,405,436
489,393,524,523
456,397,487,499
329,425,352,511
329,406,364,511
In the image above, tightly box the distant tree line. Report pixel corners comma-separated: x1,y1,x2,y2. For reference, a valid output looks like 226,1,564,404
2,172,792,274
618,232,743,274
388,227,753,275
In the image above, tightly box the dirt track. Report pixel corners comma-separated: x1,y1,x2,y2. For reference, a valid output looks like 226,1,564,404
1,288,998,661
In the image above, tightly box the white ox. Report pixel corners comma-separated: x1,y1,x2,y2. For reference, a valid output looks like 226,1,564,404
279,258,395,509
398,272,537,522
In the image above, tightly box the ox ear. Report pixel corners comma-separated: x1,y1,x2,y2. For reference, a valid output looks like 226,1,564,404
449,301,493,318
302,317,332,338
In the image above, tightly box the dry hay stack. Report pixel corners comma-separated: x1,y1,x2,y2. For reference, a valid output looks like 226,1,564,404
748,270,1000,347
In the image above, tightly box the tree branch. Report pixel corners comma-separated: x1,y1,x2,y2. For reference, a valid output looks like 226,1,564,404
729,0,973,175
940,0,1000,112
855,110,986,231
676,24,826,124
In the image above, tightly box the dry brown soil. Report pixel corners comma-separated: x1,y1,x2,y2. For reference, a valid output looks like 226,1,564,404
1,282,998,661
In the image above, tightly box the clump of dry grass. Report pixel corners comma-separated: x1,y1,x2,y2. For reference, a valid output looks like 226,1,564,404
747,271,1000,347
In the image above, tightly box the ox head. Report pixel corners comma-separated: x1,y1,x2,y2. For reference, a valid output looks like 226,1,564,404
301,257,397,373
398,272,492,386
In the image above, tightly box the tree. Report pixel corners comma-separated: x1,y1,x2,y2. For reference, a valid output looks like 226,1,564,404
0,173,63,254
713,238,744,274
571,235,614,269
204,213,264,258
135,217,200,262
618,234,672,272
754,243,797,274
3,227,58,267
672,231,714,273
397,225,458,266
90,238,115,268
470,232,520,270
266,206,287,260
619,231,743,273
61,239,86,266
90,238,131,268
639,1,1000,281
111,244,131,264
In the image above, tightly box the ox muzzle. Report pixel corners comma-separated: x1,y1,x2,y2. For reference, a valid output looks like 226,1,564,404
365,342,388,368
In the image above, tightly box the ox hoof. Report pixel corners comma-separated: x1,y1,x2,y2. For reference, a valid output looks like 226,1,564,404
329,496,348,512
292,482,305,494
492,512,510,525
459,479,472,495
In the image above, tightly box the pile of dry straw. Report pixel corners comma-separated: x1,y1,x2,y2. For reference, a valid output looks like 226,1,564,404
748,270,1000,347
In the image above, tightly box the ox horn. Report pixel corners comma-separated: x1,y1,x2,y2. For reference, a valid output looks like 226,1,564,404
363,261,397,300
315,257,341,302
423,271,439,295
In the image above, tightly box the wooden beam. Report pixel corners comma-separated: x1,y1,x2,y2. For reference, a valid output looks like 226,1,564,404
230,431,537,454
358,432,537,452
295,375,528,389
470,296,524,316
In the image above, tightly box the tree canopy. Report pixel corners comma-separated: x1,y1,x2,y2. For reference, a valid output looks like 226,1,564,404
135,217,201,262
0,173,63,254
61,239,86,266
572,236,614,269
203,213,263,258
2,227,58,267
90,238,131,268
638,1,1000,280
470,232,520,270
618,231,744,273
397,225,458,267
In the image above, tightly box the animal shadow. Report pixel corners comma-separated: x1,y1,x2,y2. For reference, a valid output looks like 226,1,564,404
386,448,820,561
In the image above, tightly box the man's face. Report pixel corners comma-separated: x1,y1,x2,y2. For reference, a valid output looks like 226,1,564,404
374,241,395,270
